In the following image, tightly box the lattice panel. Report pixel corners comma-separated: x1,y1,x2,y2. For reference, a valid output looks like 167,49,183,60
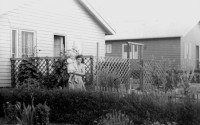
130,59,141,84
37,59,47,75
11,60,22,86
93,57,132,87
11,56,94,87
11,56,176,92
143,59,169,91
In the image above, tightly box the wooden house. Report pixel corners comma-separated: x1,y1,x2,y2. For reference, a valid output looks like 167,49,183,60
0,0,115,87
106,20,200,68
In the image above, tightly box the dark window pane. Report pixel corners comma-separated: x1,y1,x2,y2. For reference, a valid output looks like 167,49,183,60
124,45,131,52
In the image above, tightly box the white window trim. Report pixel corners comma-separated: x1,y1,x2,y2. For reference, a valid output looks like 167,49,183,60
106,44,112,53
11,29,19,58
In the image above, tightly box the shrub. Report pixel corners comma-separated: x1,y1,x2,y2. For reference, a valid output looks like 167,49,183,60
41,57,69,89
33,103,50,125
0,88,200,125
17,58,42,87
95,109,134,125
96,68,121,89
3,102,18,124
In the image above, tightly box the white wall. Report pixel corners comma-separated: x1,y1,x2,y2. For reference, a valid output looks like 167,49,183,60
0,17,11,86
181,23,200,69
0,0,106,86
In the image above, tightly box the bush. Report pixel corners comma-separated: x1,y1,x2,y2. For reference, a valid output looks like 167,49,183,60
41,57,69,89
3,102,18,124
33,103,50,125
0,88,200,125
17,58,42,87
96,68,121,89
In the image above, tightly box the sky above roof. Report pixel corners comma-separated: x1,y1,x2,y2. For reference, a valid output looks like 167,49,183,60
87,0,200,28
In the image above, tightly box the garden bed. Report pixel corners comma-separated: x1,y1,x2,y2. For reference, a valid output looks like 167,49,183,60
1,87,200,125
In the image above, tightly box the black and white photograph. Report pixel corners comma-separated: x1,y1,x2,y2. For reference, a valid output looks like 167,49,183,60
0,0,200,124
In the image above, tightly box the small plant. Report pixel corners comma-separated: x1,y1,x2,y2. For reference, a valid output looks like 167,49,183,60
33,103,50,125
15,96,50,125
94,110,134,125
3,102,18,124
15,102,35,125
178,70,194,96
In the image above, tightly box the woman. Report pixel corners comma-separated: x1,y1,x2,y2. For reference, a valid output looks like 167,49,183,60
68,55,86,90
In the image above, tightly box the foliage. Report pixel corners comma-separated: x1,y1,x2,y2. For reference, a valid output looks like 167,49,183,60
3,102,18,124
41,57,69,89
17,58,42,87
1,88,200,125
33,103,50,125
15,102,35,125
94,110,134,125
17,78,41,93
178,70,195,96
165,69,180,91
96,68,121,89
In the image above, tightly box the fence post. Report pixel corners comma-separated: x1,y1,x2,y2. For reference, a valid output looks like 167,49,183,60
10,59,16,87
90,56,94,85
139,44,144,91
140,59,144,91
128,59,131,93
46,58,49,75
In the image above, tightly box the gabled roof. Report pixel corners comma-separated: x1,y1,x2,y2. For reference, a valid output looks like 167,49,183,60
79,0,115,35
106,19,199,41
0,0,115,35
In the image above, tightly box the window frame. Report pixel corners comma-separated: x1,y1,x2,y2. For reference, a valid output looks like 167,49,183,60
106,44,112,53
11,29,19,58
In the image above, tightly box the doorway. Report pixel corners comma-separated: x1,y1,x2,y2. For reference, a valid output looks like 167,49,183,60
54,35,65,57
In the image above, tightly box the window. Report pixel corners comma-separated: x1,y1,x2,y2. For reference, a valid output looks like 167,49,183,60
106,44,112,53
11,30,18,58
22,31,34,57
123,44,131,52
11,29,35,58
54,35,65,57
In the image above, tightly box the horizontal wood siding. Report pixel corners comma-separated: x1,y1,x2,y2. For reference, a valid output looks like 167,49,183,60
0,18,11,86
106,37,181,64
181,23,200,68
0,0,106,86
105,41,125,58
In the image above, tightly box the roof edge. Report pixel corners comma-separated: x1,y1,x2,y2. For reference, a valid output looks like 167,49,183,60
106,35,182,41
79,0,115,35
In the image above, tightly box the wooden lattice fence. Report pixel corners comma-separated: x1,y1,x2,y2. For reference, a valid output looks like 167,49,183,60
11,56,94,87
11,56,185,92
